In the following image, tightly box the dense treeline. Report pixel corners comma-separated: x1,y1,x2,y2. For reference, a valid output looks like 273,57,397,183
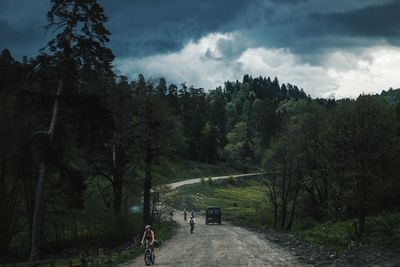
1,0,400,261
263,93,400,242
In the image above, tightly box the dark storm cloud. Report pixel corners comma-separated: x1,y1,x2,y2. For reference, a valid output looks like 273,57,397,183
219,0,400,60
0,0,49,59
1,0,399,61
268,0,309,4
99,0,254,57
310,1,400,44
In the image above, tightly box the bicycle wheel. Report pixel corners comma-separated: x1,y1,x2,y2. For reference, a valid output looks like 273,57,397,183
144,249,151,265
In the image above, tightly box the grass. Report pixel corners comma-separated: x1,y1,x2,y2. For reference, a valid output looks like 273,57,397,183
295,213,400,252
3,222,178,267
168,177,271,227
85,221,178,266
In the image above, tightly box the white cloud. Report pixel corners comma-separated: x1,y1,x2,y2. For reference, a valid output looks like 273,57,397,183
116,32,400,98
324,47,400,98
237,47,337,97
116,33,238,89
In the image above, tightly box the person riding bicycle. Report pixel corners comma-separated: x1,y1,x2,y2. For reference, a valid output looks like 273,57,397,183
183,209,187,221
141,225,155,256
188,215,195,233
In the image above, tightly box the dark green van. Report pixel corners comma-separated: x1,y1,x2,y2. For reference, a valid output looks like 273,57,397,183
205,207,221,224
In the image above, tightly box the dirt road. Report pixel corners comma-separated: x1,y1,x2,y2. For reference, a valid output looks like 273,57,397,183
124,214,306,267
166,173,264,189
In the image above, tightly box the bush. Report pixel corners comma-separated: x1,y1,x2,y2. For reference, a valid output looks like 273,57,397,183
208,177,213,186
100,214,139,248
200,177,205,185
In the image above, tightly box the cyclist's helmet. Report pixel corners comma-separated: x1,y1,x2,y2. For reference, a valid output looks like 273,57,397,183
145,225,151,230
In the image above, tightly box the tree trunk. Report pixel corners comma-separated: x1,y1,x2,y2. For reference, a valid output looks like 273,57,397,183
112,143,124,215
30,80,63,260
357,175,367,241
280,162,288,230
266,178,278,229
0,156,9,258
286,183,300,231
143,143,152,226
29,162,47,260
273,202,278,229
113,178,123,215
304,185,320,219
358,209,366,241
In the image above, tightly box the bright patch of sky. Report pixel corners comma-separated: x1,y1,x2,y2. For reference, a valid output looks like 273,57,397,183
117,32,400,98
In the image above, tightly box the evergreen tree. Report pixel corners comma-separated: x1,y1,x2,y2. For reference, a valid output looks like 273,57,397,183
30,0,114,259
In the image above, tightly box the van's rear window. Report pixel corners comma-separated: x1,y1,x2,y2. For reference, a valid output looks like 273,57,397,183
207,209,220,214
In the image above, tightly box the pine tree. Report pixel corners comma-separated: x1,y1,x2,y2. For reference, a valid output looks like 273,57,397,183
30,0,114,259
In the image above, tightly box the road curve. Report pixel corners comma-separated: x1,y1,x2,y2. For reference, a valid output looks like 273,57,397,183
123,213,306,267
166,173,264,189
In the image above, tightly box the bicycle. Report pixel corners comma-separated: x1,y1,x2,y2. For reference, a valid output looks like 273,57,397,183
189,217,195,234
143,241,155,265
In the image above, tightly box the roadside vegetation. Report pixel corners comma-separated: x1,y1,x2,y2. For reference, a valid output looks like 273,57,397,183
3,221,177,267
297,213,400,252
169,177,270,227
171,177,400,254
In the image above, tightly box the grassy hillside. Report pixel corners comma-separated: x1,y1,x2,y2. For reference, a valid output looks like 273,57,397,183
168,176,271,227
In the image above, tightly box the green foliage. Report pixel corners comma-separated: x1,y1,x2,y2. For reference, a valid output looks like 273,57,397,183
379,88,400,104
296,213,400,252
91,221,177,266
170,177,270,227
207,177,213,186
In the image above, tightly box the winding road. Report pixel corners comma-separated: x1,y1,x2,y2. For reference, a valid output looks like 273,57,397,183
166,173,265,189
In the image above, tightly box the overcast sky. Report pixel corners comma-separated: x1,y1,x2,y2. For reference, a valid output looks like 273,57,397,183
1,0,400,98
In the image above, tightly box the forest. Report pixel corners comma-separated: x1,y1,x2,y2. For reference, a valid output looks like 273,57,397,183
1,0,400,263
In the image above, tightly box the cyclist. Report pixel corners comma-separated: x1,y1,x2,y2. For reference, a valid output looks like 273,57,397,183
188,215,195,234
141,225,155,257
183,209,187,221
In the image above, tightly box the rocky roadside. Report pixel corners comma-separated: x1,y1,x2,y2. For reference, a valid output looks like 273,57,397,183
262,229,400,266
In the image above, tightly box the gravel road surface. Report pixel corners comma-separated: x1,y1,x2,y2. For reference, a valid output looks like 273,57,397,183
124,213,306,267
